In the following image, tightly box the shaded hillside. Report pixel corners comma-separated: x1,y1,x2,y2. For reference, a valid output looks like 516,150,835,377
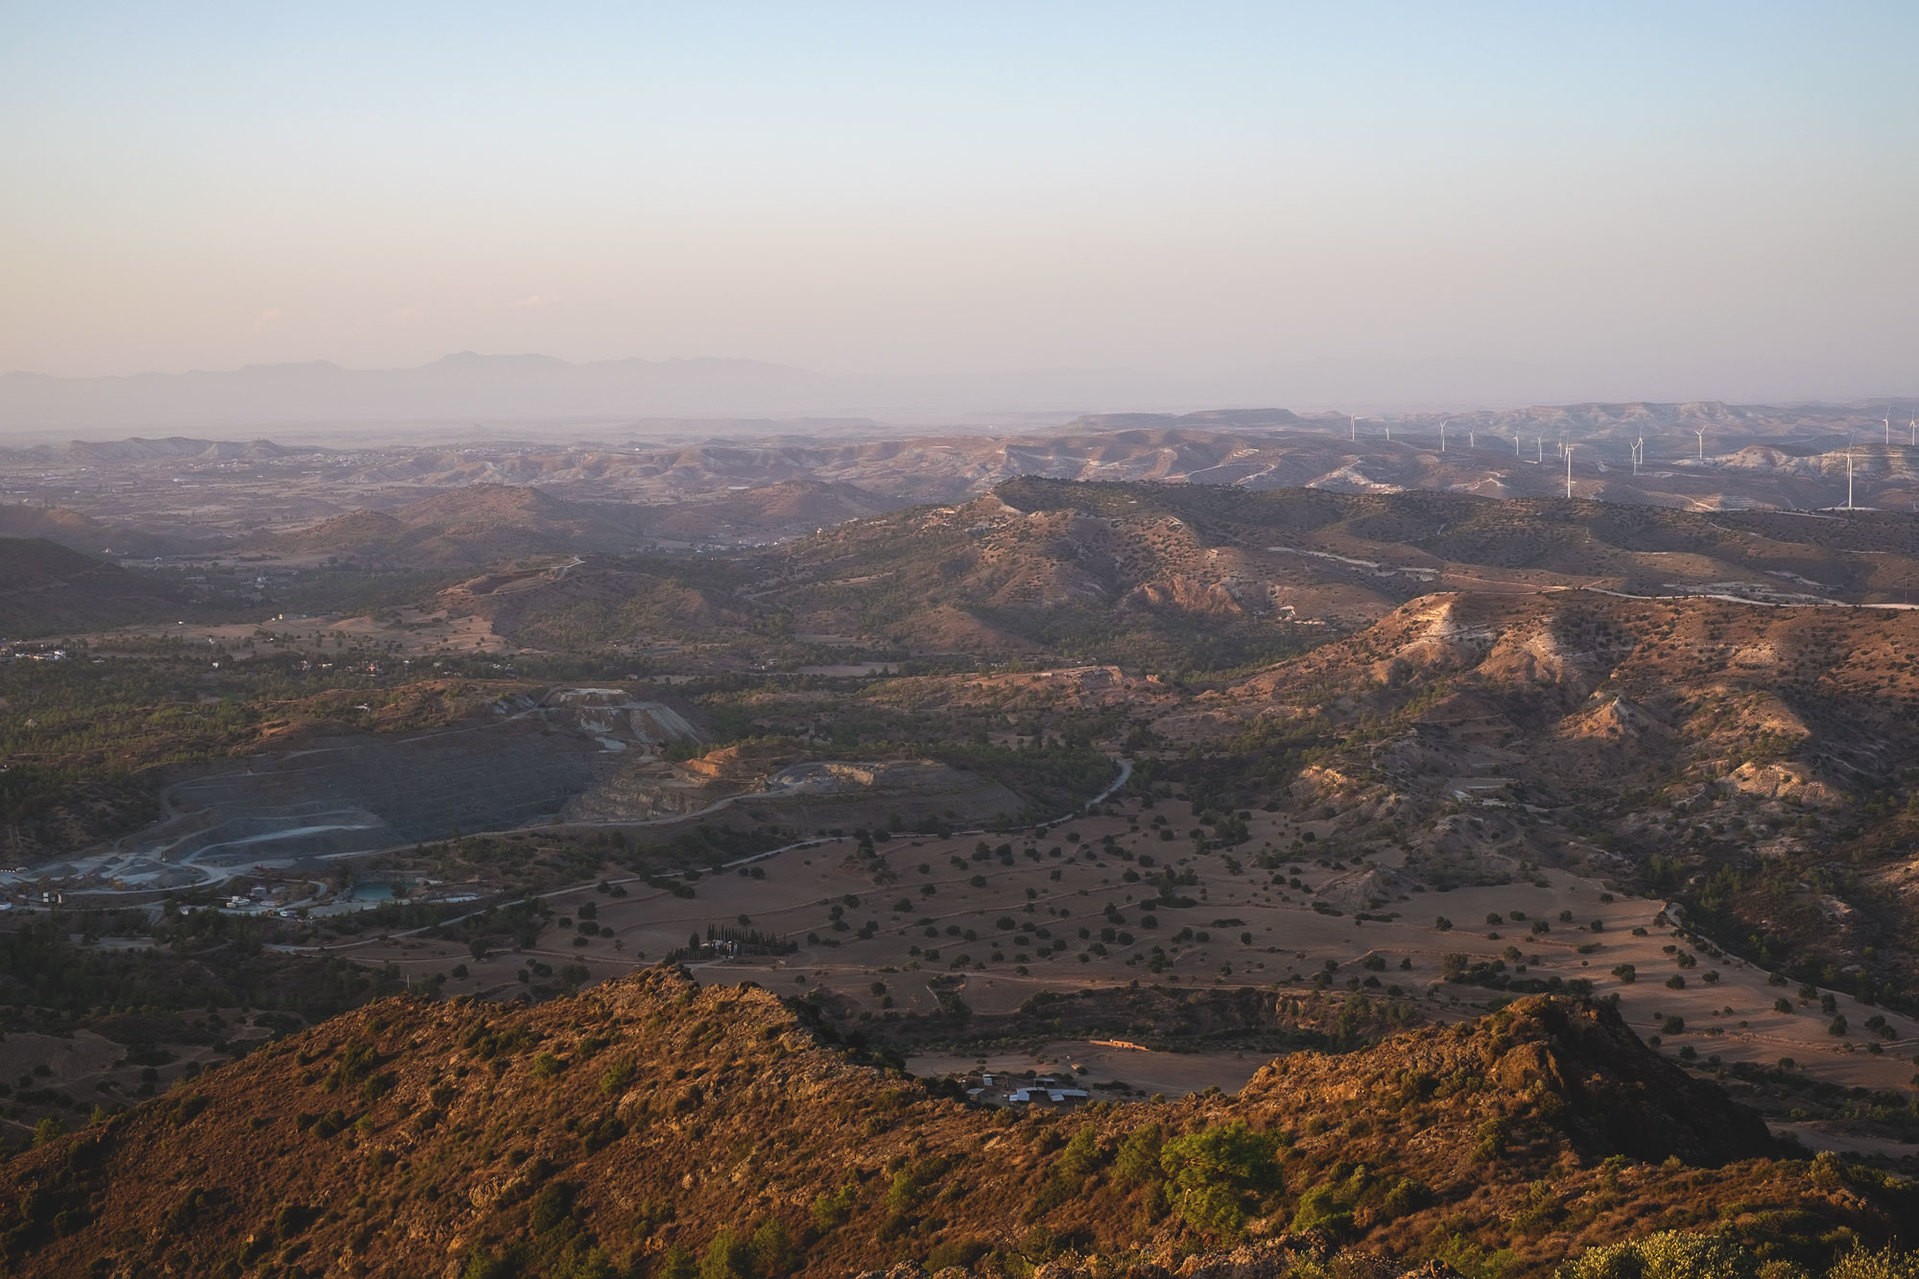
986,479,1919,604
642,480,903,542
268,486,653,566
0,504,188,558
436,556,765,651
511,410,1912,513
10,405,1919,571
3,973,1907,1279
0,539,185,636
0,436,316,463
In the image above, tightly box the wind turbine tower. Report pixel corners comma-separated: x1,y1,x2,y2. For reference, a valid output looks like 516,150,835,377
1468,427,1476,449
1694,428,1706,461
1631,437,1644,476
1565,445,1575,499
1535,436,1543,464
1886,408,1894,447
1349,414,1356,441
1847,450,1856,511
1439,419,1448,452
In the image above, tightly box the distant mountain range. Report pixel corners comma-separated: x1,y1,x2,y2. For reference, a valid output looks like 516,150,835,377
8,349,1916,441
0,352,842,433
3,353,1304,434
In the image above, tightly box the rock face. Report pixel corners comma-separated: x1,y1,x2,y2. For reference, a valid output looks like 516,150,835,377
1723,760,1839,807
1126,575,1248,617
1238,996,1775,1168
0,981,1884,1279
1469,999,1777,1164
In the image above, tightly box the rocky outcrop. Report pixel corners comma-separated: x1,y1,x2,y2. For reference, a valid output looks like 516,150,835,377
0,984,1848,1279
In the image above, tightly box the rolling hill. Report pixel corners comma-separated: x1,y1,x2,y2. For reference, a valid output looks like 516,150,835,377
0,504,187,558
0,970,1903,1279
723,479,1919,663
0,539,186,636
267,486,655,566
1158,588,1919,1011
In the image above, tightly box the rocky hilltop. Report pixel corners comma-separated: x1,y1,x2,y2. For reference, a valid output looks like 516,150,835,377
1,972,1903,1279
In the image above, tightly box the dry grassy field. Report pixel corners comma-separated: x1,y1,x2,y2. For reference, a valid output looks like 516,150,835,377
342,800,1919,1107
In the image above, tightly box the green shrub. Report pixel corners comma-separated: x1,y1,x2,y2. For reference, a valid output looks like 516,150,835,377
1114,1123,1165,1187
811,1179,860,1230
1560,1231,1764,1279
1157,1120,1282,1239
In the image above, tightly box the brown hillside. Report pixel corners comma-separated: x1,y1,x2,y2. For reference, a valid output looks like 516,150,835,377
1210,590,1919,1003
437,558,757,650
0,974,1904,1279
269,485,653,566
0,504,183,557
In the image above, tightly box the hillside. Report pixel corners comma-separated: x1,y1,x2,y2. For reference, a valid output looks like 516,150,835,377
308,473,1919,683
10,403,1919,571
1188,590,1919,1008
280,412,1919,514
268,486,654,566
641,481,903,543
2,972,1906,1279
723,478,1919,671
0,504,186,558
434,556,765,651
0,538,185,636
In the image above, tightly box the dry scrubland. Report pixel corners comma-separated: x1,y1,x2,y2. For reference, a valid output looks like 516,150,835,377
350,800,1919,1102
8,453,1919,1275
3,967,1911,1279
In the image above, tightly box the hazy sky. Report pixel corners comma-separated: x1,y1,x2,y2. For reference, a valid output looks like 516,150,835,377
4,2,1917,405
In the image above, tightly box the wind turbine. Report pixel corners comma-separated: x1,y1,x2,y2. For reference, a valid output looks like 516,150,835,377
1535,436,1543,464
1846,449,1856,511
1513,432,1522,457
1630,437,1644,476
1565,445,1576,499
1439,419,1448,452
1349,414,1357,441
1909,414,1916,446
1468,427,1476,449
1694,428,1706,461
1886,408,1894,447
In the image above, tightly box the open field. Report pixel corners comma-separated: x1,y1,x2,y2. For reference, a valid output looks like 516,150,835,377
339,800,1919,1109
159,604,518,657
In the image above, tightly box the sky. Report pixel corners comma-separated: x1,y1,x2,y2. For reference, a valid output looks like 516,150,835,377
3,1,1917,408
